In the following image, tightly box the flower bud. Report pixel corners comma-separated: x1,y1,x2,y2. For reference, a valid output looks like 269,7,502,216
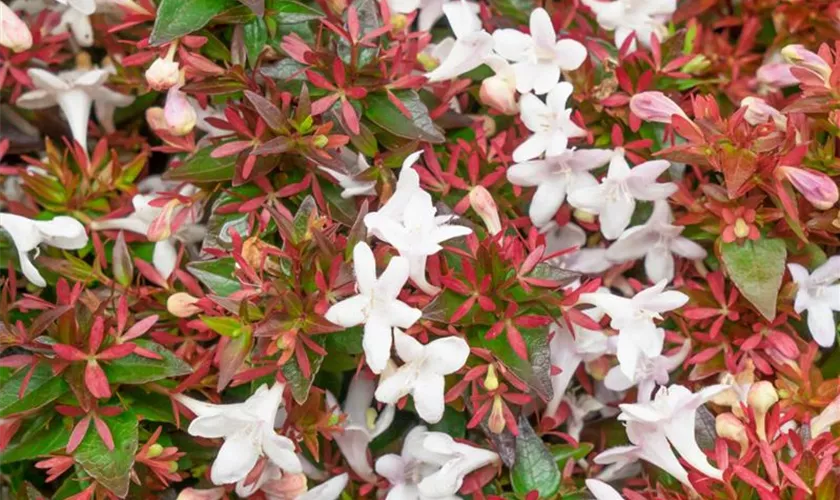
756,62,798,87
781,44,832,81
145,47,180,91
0,3,32,53
740,97,786,129
778,166,839,210
480,75,518,115
488,396,506,434
146,443,164,458
811,393,840,437
715,412,749,457
176,488,225,500
469,186,501,236
164,86,197,136
167,292,201,318
262,472,308,499
484,364,499,391
747,381,778,441
629,91,688,124
146,107,168,131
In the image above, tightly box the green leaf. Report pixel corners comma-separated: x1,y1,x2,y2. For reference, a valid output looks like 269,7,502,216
266,0,323,23
550,442,593,468
188,258,242,296
469,326,553,401
74,411,139,498
163,145,237,183
510,416,561,498
488,0,534,24
364,91,445,144
281,339,325,404
429,406,466,439
721,237,786,320
2,417,70,462
104,339,192,384
244,17,268,66
201,315,245,336
150,0,238,45
0,363,69,417
123,388,176,424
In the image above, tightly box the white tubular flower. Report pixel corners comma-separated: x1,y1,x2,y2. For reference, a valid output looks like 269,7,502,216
788,256,840,347
513,82,587,162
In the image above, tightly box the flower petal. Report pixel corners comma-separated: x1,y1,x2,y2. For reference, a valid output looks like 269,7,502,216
423,336,470,375
412,372,445,423
210,431,260,485
363,314,394,374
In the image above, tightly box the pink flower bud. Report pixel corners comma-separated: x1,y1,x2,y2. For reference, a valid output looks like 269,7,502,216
747,381,778,441
756,62,798,87
479,75,518,115
145,54,180,91
629,91,688,124
167,292,201,317
469,186,501,235
0,3,32,53
145,106,168,131
715,413,748,457
740,97,786,129
778,166,839,210
781,44,832,81
164,86,197,136
261,472,308,499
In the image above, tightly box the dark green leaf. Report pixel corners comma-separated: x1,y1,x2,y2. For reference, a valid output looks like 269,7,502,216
266,0,323,23
188,258,242,296
123,388,176,424
469,326,553,401
104,339,192,384
163,145,237,183
150,0,238,45
510,416,561,498
2,418,70,462
550,442,593,468
0,363,69,417
488,0,534,24
244,17,268,66
74,411,139,498
364,91,445,144
429,406,466,439
721,237,786,320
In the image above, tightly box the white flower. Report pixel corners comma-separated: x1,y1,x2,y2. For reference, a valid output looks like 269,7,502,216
513,82,587,162
595,384,726,486
369,151,425,226
507,148,612,228
546,307,613,416
563,392,607,441
388,0,475,32
586,479,623,500
788,256,840,347
580,281,688,379
324,242,422,374
581,0,676,50
0,2,32,52
479,56,519,115
0,213,88,287
16,68,133,153
568,150,677,240
491,8,587,95
375,329,469,424
89,183,204,279
365,191,471,295
12,0,98,45
375,425,499,499
425,0,494,82
543,223,610,274
175,383,303,486
740,96,787,129
326,375,395,482
318,152,377,199
606,200,707,283
604,339,691,402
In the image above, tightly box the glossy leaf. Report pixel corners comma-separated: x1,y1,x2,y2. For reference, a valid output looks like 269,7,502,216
150,0,238,45
73,411,139,498
0,364,69,417
721,237,786,320
188,258,242,296
363,91,445,144
163,145,238,183
510,416,561,498
103,339,192,384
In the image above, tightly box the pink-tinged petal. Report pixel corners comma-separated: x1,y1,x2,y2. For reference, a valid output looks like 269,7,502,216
606,225,655,263
491,29,532,61
425,32,494,82
93,415,115,451
670,236,707,260
67,416,91,453
97,343,136,360
84,360,112,399
53,344,88,361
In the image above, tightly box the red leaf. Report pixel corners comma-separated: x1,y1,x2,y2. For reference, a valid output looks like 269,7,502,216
84,361,112,399
720,146,758,198
97,343,136,360
506,325,529,361
93,415,115,451
341,98,360,135
53,344,88,362
67,416,91,453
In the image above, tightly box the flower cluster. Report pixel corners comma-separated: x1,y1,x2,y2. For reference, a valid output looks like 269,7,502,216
4,0,840,498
